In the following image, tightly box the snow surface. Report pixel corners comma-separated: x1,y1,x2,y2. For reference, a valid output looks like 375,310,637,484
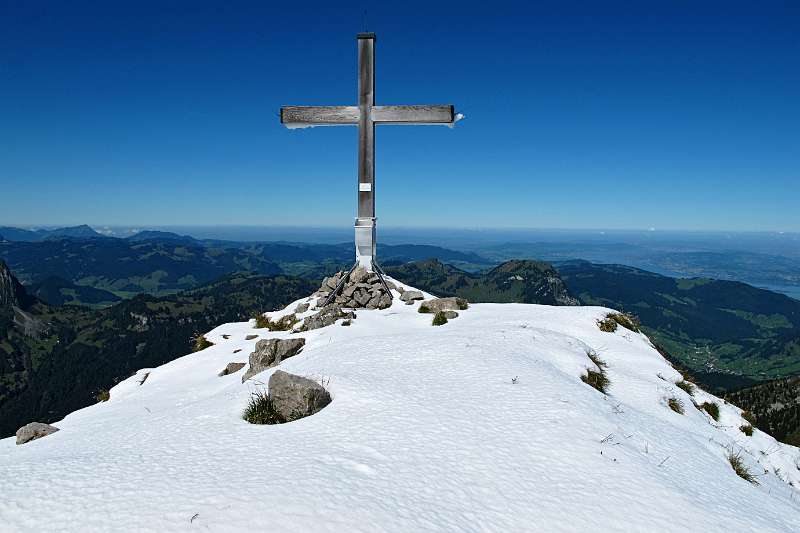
2,279,800,532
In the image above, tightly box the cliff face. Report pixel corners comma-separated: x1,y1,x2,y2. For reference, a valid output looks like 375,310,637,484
0,261,26,309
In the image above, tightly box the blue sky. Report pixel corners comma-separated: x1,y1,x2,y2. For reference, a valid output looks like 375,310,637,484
1,1,798,231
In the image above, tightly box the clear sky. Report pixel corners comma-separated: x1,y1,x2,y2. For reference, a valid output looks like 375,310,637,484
1,1,798,231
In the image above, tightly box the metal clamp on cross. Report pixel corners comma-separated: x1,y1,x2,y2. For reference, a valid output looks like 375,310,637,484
280,33,460,292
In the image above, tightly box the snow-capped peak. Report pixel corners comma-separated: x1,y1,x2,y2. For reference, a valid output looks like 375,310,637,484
2,279,799,532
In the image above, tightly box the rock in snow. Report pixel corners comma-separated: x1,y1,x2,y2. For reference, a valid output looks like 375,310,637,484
1,276,800,532
298,304,356,332
242,338,305,382
268,370,332,422
15,422,59,445
419,296,469,313
218,362,246,377
399,290,424,303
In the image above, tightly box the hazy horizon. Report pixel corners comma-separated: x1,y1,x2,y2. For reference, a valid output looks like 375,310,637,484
2,2,798,232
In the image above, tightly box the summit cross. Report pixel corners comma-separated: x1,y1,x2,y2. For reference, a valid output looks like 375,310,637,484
280,32,459,276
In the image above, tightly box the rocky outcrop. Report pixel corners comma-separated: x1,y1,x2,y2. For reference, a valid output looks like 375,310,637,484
0,260,27,309
242,338,306,382
419,297,469,314
483,260,579,306
218,362,246,377
314,267,393,309
16,422,59,445
299,305,356,332
385,259,580,307
268,370,331,422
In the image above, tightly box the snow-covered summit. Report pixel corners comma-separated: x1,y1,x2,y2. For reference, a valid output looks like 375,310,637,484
2,279,800,532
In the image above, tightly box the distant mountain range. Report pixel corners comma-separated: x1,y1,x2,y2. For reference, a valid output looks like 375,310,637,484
0,227,489,302
0,225,105,242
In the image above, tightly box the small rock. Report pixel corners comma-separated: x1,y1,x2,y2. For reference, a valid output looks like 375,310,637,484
218,362,246,377
355,291,371,307
299,305,356,331
419,297,469,313
16,422,59,445
242,338,306,382
341,319,351,326
378,293,392,309
400,290,424,303
245,334,258,340
350,267,370,284
295,302,309,314
443,310,459,319
268,370,332,422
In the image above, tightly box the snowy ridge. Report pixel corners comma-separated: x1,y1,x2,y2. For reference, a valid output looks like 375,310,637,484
2,279,800,532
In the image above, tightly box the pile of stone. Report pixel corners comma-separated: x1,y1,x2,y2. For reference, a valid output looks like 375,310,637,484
314,267,393,310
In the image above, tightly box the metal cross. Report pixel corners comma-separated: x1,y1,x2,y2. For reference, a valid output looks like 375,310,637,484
280,33,458,273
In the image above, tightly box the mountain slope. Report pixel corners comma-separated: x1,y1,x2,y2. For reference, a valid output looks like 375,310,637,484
558,261,800,387
0,269,315,438
28,276,121,307
2,282,799,531
386,259,578,305
726,376,800,446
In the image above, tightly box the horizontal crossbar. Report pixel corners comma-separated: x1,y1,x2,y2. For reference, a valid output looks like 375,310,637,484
372,105,454,124
281,106,359,126
280,105,455,127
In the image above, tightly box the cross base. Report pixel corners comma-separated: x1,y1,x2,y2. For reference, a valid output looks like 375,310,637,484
321,258,394,307
355,217,376,271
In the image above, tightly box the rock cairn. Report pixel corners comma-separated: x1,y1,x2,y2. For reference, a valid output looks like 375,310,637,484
314,267,393,310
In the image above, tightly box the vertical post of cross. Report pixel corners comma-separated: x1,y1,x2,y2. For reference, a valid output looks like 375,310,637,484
355,32,376,271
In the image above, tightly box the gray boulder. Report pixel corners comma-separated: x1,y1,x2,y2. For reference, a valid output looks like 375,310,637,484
442,310,459,319
218,362,246,377
268,370,331,422
16,422,59,445
299,305,356,331
419,297,469,313
242,338,306,382
400,290,424,303
295,302,309,314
